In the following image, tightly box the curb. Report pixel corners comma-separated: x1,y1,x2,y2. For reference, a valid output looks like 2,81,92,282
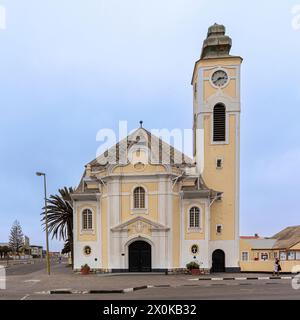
191,276,293,281
48,284,164,295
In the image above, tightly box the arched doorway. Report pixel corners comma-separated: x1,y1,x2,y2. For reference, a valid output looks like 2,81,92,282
211,249,225,273
128,240,151,272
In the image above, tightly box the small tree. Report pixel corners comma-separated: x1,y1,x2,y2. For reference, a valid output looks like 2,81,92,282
9,220,24,258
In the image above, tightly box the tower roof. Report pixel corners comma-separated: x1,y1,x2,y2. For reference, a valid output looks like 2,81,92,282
200,23,232,59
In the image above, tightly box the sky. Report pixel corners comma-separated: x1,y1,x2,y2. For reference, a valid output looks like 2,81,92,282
0,1,299,251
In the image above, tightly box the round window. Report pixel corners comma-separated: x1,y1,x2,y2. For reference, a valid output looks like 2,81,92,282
83,246,92,256
191,244,199,255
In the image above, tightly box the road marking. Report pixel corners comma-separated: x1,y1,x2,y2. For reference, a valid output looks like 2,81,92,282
20,294,29,300
23,279,40,283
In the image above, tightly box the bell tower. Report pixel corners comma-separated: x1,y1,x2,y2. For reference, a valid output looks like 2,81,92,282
192,24,242,271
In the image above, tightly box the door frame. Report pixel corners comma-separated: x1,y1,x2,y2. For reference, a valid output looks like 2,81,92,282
125,237,154,271
211,249,226,273
128,240,152,272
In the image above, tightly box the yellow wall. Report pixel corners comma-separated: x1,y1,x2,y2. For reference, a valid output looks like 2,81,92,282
240,260,300,273
112,163,166,174
240,238,252,259
203,114,236,241
290,242,300,250
184,202,205,240
77,203,97,242
193,56,242,243
172,195,181,267
239,238,300,272
120,181,159,222
101,196,108,268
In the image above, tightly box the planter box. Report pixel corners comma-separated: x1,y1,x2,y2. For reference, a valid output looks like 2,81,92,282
191,269,201,276
81,268,90,275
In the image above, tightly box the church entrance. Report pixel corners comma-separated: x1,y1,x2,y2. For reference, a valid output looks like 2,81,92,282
211,249,225,273
128,240,151,272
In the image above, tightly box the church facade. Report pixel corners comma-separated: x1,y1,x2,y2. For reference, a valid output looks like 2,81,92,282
72,24,242,273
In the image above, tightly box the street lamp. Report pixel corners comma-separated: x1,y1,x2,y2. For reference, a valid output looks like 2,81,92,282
36,172,51,275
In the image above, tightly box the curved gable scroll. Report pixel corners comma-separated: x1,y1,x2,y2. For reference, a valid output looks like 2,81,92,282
111,163,168,175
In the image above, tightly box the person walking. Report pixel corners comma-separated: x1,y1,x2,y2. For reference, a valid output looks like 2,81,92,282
273,258,281,276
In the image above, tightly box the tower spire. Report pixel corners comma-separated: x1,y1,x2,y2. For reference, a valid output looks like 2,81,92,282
201,23,232,59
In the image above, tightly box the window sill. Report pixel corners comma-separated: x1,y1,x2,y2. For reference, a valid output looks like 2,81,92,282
188,228,202,233
131,208,148,214
211,141,229,146
81,229,95,234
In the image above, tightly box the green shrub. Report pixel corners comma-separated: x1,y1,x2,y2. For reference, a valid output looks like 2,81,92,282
186,261,200,270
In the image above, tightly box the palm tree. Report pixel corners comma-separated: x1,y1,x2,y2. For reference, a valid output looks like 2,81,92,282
41,187,74,267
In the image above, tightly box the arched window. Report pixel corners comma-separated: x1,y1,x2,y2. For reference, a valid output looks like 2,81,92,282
82,209,93,230
189,207,200,228
213,104,226,142
133,187,145,209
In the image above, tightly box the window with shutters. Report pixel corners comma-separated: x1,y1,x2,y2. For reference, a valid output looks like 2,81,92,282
213,104,226,142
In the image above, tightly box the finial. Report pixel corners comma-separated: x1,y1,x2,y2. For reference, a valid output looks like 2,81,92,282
200,24,231,59
139,120,143,128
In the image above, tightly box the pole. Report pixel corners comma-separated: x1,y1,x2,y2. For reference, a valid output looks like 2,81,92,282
43,174,51,275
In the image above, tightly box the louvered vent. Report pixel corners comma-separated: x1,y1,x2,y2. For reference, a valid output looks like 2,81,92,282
213,104,226,142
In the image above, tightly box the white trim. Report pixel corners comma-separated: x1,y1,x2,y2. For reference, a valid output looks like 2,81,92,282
187,204,203,233
80,207,95,234
209,67,231,90
216,224,223,235
130,184,148,213
215,156,224,169
234,110,241,269
211,103,229,145
241,251,249,262
124,235,155,270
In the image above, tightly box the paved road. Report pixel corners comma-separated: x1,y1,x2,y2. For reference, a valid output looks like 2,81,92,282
1,262,300,300
3,259,57,276
24,282,300,300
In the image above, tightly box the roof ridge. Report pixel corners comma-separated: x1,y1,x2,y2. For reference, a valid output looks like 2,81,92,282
87,127,194,167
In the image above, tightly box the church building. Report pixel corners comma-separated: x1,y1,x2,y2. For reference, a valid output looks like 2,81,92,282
72,24,242,273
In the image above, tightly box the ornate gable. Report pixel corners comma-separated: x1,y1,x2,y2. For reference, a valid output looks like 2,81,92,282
111,216,170,233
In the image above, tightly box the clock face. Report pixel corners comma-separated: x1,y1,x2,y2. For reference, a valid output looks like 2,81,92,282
211,70,229,87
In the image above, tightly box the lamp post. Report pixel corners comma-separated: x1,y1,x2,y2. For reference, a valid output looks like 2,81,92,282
36,172,51,275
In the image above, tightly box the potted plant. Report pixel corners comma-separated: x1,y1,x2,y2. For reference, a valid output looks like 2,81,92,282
81,263,90,275
186,261,200,276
